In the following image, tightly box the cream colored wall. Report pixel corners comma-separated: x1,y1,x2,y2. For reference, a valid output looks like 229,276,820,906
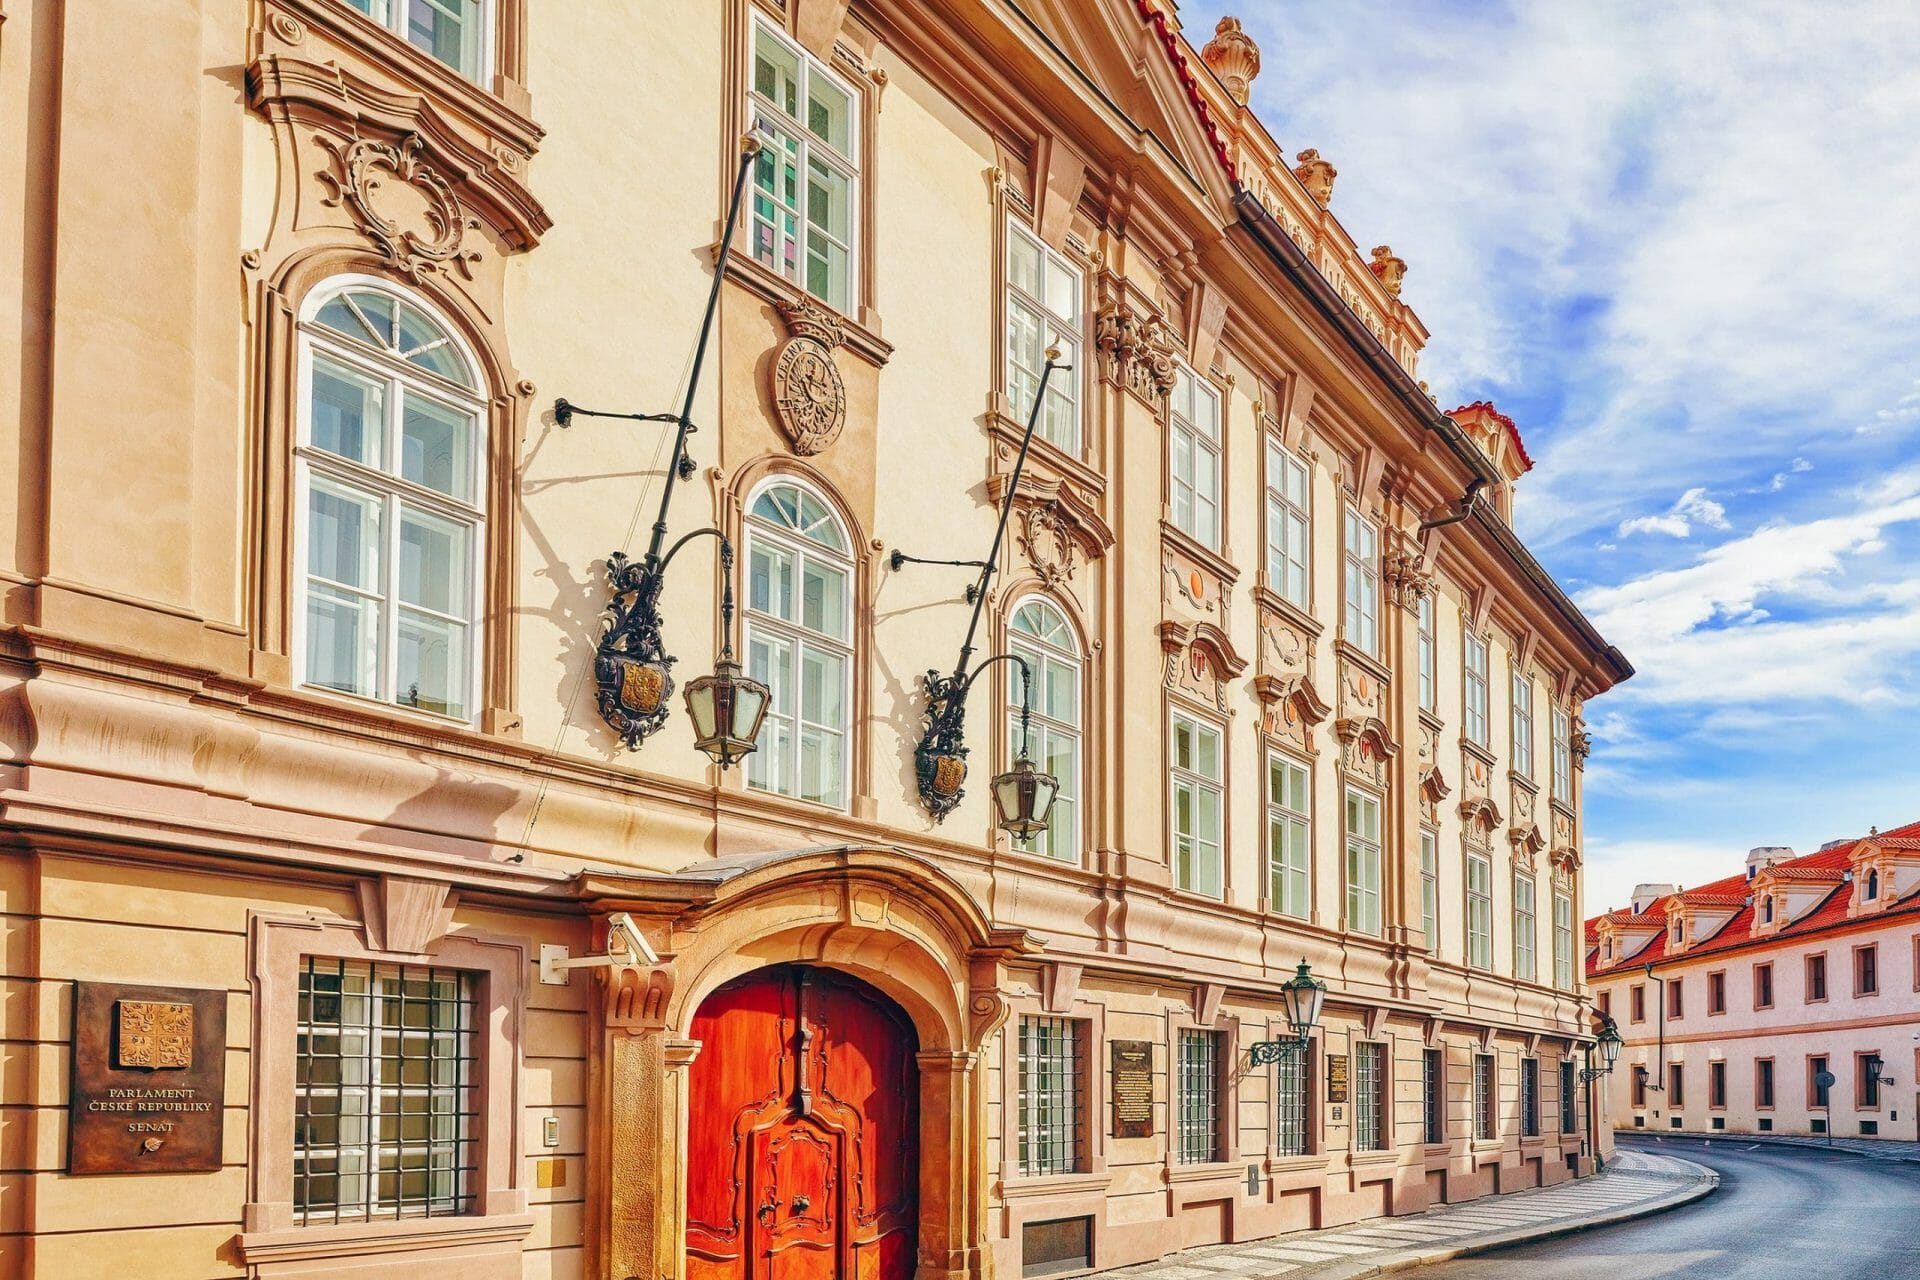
1598,920,1918,1141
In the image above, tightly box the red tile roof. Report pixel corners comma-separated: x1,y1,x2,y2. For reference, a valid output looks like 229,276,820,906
1131,0,1239,185
1447,400,1536,472
1584,819,1920,978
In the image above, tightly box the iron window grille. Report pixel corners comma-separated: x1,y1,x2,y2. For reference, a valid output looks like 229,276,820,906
1017,1016,1084,1176
1354,1042,1387,1151
1521,1058,1540,1137
294,958,477,1224
1560,1059,1577,1133
1176,1030,1221,1164
1275,1042,1310,1156
1423,1048,1445,1144
1473,1054,1494,1140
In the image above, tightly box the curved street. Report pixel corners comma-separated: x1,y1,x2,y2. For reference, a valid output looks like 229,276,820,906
1411,1136,1920,1279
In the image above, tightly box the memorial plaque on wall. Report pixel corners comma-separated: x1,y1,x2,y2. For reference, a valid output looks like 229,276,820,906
1325,1053,1351,1105
69,982,226,1173
1110,1039,1154,1138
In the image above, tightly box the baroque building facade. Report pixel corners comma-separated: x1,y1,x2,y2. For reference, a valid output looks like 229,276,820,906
1588,821,1920,1145
0,2,1629,1277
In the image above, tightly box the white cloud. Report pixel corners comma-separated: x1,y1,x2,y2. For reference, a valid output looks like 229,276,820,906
1616,486,1730,538
1618,513,1691,538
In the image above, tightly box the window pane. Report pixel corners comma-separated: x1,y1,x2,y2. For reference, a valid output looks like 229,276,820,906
751,127,803,281
750,538,795,621
754,28,801,116
799,724,844,808
401,393,475,501
406,0,483,78
1044,257,1079,323
807,74,853,154
309,479,382,590
798,644,844,726
805,159,852,308
306,584,381,698
395,298,472,386
397,611,467,718
398,506,470,617
311,357,385,468
800,556,847,639
1008,227,1041,296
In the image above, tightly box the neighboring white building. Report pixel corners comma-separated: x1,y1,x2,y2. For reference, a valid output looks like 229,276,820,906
1588,821,1920,1142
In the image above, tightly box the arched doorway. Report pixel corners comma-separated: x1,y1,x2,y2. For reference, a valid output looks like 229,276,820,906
686,964,920,1280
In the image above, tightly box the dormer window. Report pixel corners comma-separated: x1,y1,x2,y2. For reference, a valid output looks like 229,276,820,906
1864,868,1879,901
1761,896,1774,924
1670,919,1683,945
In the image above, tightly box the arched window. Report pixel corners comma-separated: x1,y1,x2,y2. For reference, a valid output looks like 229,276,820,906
1007,598,1081,861
1865,868,1879,900
296,278,486,720
743,480,852,808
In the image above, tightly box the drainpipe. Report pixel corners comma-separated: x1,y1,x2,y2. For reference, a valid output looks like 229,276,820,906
1417,478,1489,535
1646,961,1665,1103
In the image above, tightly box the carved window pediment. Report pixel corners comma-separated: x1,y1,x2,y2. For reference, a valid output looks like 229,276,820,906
1458,795,1503,841
1160,620,1247,715
1335,715,1397,788
986,472,1114,592
1418,764,1450,824
1253,673,1329,747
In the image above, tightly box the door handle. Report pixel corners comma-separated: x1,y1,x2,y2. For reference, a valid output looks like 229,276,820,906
791,1195,811,1213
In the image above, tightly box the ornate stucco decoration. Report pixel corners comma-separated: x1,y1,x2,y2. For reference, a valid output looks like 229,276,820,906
1293,148,1337,208
770,297,848,456
1368,245,1408,298
1382,526,1431,611
1095,302,1178,403
1253,673,1331,748
1508,781,1544,858
1459,795,1504,844
1572,724,1593,767
1261,615,1313,672
985,472,1114,590
1200,16,1261,106
1160,620,1248,714
1418,765,1451,825
317,131,478,281
1510,824,1545,862
1334,716,1397,788
1338,662,1387,724
1550,845,1582,878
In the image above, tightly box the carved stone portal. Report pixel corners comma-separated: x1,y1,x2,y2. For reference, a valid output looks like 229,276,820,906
770,297,848,455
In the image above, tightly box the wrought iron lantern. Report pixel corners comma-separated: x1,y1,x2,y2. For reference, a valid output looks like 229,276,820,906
555,128,773,765
1583,1017,1623,1080
893,349,1070,824
1251,960,1327,1065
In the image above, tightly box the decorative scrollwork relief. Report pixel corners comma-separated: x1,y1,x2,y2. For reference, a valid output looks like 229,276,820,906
316,130,478,281
770,297,848,456
1095,302,1177,403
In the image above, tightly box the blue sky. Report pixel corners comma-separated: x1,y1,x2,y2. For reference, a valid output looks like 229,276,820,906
1183,0,1920,914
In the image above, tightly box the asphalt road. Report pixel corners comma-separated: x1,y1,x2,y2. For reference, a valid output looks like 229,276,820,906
1410,1135,1920,1279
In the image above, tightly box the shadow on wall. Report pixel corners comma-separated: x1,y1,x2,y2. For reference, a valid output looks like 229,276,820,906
357,767,521,860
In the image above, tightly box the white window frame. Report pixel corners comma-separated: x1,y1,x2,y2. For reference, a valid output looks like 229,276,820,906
1551,704,1574,806
1416,591,1436,711
293,275,488,726
746,16,862,314
1171,710,1225,898
1342,507,1379,655
1463,629,1491,747
1008,597,1082,863
1466,849,1493,970
1345,788,1382,935
742,479,855,810
1266,751,1311,919
1004,219,1084,454
1553,891,1575,989
346,0,495,82
1169,362,1222,551
1513,871,1537,983
1511,670,1535,778
1264,438,1310,607
1420,830,1439,955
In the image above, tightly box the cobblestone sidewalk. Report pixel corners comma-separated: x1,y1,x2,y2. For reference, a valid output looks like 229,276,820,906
1091,1148,1717,1279
1650,1131,1920,1164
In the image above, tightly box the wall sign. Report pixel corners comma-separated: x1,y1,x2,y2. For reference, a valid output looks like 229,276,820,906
1110,1039,1154,1138
1326,1053,1351,1105
69,982,227,1174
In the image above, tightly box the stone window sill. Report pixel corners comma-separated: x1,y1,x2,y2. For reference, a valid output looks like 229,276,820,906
236,1213,535,1266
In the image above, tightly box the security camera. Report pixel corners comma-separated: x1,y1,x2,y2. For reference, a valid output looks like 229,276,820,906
605,912,659,966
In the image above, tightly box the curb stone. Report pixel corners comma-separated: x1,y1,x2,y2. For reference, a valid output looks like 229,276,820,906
1653,1131,1920,1167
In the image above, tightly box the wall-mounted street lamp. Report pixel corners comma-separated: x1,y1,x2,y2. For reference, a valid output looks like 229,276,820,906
554,130,773,763
890,350,1069,831
1581,1018,1623,1082
1250,961,1328,1065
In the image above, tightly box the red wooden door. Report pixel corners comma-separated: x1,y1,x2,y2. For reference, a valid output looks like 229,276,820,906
686,965,919,1280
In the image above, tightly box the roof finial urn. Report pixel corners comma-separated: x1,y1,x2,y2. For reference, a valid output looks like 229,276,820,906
1202,16,1261,106
1293,148,1336,208
1368,245,1407,297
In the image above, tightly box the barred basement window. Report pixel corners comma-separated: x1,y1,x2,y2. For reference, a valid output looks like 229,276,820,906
1176,1030,1221,1164
1473,1054,1494,1140
1017,1016,1083,1176
1423,1048,1444,1144
1275,1045,1310,1156
295,958,478,1223
1354,1042,1387,1152
1521,1058,1540,1137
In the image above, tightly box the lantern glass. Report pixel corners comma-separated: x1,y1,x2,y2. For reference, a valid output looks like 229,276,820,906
991,755,1059,838
1279,961,1326,1044
1597,1022,1623,1072
684,659,771,767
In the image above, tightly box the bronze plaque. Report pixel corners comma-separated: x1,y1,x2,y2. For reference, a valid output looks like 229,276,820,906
69,982,226,1174
1326,1054,1351,1105
1111,1039,1154,1138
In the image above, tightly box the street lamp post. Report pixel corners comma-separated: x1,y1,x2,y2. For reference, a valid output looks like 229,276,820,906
1249,961,1328,1065
553,130,773,764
